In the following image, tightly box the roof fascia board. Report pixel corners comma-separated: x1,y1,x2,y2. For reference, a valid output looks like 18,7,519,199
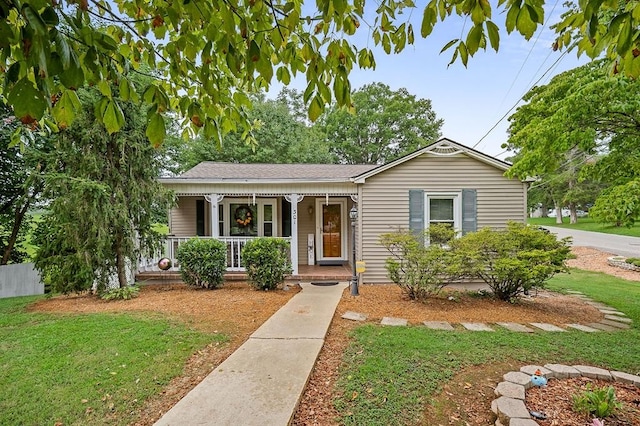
160,178,356,185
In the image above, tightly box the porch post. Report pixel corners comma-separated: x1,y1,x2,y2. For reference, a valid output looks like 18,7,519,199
285,193,304,275
204,194,224,238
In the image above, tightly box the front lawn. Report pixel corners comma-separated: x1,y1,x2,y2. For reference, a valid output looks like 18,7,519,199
528,217,640,237
0,296,219,426
334,269,640,425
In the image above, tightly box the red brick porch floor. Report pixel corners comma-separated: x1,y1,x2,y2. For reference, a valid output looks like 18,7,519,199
136,264,352,284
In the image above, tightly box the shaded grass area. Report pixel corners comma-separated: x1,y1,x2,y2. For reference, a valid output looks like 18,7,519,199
528,217,640,237
334,270,640,425
0,296,220,426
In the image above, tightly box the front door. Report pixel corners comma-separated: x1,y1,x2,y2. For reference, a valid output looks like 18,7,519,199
316,199,347,263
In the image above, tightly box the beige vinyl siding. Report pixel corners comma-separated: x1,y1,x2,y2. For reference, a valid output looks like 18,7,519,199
360,153,526,284
170,196,203,237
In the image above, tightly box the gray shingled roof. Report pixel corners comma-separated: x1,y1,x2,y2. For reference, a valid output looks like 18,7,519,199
178,162,378,180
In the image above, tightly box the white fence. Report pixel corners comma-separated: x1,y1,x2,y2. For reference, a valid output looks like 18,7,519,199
139,236,292,273
0,263,44,298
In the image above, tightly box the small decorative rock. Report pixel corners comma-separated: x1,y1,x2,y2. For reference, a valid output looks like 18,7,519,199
380,317,407,326
341,311,367,321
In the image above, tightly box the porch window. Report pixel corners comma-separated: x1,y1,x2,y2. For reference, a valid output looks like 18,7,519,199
221,198,278,237
196,199,205,236
263,204,273,237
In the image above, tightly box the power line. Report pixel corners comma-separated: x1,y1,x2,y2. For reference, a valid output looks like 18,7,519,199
472,48,571,150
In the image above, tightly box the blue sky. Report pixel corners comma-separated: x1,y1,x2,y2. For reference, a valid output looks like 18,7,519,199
273,4,591,160
343,11,590,160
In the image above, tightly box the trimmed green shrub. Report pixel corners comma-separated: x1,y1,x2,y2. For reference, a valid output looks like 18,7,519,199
176,238,227,289
100,285,140,300
380,228,463,301
625,257,640,267
450,222,571,301
241,238,292,290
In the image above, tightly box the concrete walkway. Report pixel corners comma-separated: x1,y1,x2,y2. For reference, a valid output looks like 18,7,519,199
154,281,348,426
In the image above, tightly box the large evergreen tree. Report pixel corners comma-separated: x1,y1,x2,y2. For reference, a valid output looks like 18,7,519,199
34,85,174,293
322,83,443,164
173,90,333,172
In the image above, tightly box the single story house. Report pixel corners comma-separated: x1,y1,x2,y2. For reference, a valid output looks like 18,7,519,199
155,138,527,283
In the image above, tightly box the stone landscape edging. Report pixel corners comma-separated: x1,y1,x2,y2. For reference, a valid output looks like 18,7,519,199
491,364,640,426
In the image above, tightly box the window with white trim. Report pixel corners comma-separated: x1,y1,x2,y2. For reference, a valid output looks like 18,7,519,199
425,192,462,232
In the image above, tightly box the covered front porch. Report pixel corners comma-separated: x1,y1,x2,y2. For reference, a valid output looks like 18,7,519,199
139,192,359,276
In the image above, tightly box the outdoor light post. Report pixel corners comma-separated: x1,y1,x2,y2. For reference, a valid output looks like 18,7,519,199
350,205,359,296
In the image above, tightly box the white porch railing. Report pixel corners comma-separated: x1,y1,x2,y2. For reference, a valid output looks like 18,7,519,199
138,236,293,273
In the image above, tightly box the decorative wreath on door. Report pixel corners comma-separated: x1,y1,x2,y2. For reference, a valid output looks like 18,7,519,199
234,205,253,228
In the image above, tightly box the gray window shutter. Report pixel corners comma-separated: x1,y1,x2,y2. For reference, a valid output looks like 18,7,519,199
462,189,477,235
409,190,424,237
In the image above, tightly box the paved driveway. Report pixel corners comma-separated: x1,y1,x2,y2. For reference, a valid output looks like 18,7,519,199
544,226,640,257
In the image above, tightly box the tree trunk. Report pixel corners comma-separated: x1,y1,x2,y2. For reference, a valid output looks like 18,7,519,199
115,234,128,289
554,203,563,225
568,202,578,224
540,202,549,218
1,200,29,265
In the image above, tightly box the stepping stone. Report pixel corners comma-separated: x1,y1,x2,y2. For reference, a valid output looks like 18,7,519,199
587,322,620,332
604,314,632,323
565,323,600,332
585,301,612,309
600,309,626,316
461,322,494,331
380,317,407,326
599,319,631,329
566,290,584,294
492,396,530,423
341,311,367,321
423,321,455,331
496,322,534,333
529,323,566,332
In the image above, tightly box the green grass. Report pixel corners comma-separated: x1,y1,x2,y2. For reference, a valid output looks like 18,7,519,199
528,217,640,237
334,270,640,425
0,296,222,426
